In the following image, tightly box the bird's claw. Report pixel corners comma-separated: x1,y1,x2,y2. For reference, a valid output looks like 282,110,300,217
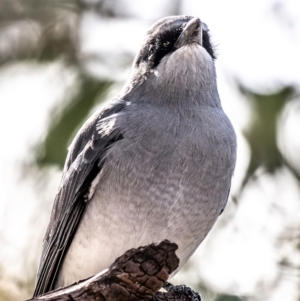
163,282,201,301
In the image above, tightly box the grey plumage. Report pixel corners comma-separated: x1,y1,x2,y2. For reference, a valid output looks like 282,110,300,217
34,15,236,296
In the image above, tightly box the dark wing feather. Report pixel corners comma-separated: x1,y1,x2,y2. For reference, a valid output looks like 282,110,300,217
33,101,126,297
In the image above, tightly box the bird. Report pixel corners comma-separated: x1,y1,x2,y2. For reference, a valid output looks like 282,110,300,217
33,15,237,297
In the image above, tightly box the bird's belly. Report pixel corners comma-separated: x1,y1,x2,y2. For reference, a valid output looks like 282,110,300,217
55,132,233,288
55,172,228,288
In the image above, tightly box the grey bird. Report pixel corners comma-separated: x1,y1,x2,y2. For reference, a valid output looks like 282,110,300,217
33,15,236,297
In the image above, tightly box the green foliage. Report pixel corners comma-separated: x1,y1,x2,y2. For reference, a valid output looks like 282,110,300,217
215,294,244,301
0,0,113,168
0,0,81,64
37,76,112,168
240,85,295,187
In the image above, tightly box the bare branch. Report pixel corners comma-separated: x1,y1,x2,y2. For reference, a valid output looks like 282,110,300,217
28,240,181,301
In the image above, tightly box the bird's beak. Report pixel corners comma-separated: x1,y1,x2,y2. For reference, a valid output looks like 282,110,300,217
174,17,202,49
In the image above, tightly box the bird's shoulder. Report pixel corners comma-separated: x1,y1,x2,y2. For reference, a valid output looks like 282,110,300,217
64,99,128,171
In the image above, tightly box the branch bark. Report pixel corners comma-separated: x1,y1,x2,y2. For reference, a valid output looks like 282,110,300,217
27,240,190,301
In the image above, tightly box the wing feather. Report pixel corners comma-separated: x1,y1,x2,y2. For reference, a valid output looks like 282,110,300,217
33,101,126,296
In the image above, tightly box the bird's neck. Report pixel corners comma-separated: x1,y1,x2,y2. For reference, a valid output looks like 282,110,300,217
121,45,221,109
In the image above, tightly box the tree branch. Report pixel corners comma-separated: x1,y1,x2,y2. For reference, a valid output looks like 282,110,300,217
28,240,185,301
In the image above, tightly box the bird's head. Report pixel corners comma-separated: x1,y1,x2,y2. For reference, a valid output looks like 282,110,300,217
134,16,215,70
124,16,219,106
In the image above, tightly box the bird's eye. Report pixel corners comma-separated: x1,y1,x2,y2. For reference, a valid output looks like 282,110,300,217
162,41,170,48
135,20,193,68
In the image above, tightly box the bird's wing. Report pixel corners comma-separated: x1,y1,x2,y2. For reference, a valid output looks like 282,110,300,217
33,101,126,297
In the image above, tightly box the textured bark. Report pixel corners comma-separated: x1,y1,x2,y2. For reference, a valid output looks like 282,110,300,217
152,291,192,301
28,240,183,301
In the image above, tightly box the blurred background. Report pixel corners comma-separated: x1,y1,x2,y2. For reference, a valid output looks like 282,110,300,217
0,0,300,300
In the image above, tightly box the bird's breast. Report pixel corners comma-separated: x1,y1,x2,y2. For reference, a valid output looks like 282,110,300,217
55,105,236,288
92,104,235,248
